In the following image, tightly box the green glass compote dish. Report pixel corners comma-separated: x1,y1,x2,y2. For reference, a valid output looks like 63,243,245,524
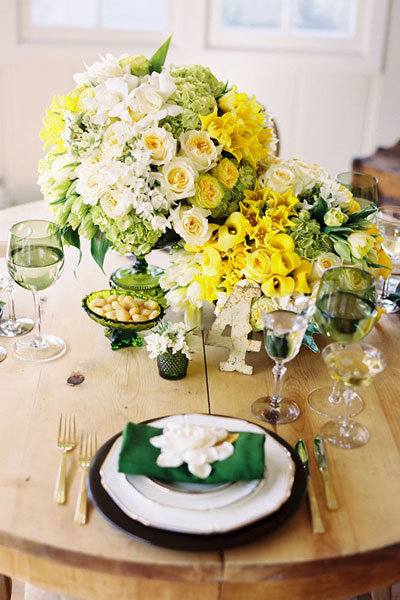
307,266,378,418
7,220,65,362
109,255,165,300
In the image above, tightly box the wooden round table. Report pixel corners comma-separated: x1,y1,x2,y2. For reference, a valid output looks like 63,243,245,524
0,202,399,600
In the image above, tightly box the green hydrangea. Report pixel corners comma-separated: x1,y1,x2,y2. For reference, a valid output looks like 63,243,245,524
290,209,333,259
90,205,162,256
209,162,256,219
160,65,226,136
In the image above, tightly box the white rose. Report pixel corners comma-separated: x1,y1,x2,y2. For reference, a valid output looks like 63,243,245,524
291,159,319,193
310,252,342,282
161,157,198,200
76,161,106,205
259,163,297,194
100,190,131,218
142,127,177,165
179,131,222,172
171,205,213,246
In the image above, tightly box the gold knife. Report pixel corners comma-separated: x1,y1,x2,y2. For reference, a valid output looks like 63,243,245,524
295,439,325,534
313,435,339,510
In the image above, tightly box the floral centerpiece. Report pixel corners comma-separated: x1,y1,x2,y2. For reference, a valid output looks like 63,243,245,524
38,38,277,282
145,319,194,379
161,156,392,343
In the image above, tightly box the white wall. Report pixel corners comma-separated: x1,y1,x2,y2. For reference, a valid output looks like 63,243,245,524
0,0,398,206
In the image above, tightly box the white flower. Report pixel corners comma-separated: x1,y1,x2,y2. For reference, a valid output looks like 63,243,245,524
259,162,297,194
186,281,203,308
310,252,342,281
164,288,188,312
142,127,177,165
347,232,375,260
127,69,181,128
161,157,198,200
324,207,348,227
84,74,140,125
50,153,77,183
73,53,128,86
149,422,234,479
179,130,222,172
102,121,135,157
76,160,106,205
100,189,131,218
170,205,213,246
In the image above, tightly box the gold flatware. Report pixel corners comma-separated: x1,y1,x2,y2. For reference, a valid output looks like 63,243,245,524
313,435,339,510
54,414,76,504
295,439,325,534
74,431,97,525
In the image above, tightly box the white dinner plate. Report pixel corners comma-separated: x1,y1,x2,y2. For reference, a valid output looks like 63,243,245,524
100,414,295,535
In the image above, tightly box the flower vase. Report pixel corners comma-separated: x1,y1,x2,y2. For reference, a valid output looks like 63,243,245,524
109,255,165,302
157,350,189,380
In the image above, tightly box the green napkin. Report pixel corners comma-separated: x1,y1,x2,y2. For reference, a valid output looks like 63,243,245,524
118,422,265,483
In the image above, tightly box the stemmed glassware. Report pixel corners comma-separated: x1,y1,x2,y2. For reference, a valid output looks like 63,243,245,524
376,205,400,314
307,266,378,418
7,220,66,362
321,342,385,448
336,172,378,211
252,310,309,424
0,275,34,337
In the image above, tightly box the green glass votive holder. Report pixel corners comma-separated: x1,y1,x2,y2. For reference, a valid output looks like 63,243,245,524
157,351,189,380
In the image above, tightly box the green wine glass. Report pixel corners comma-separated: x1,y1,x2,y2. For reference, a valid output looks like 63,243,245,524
336,172,378,211
7,220,65,362
307,266,378,418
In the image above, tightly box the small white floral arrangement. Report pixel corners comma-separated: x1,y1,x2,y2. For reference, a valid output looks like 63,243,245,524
145,319,194,359
149,421,234,479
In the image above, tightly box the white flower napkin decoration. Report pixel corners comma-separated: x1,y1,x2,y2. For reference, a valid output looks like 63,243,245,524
149,422,235,479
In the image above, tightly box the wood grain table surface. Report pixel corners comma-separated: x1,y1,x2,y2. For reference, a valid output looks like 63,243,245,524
0,202,399,600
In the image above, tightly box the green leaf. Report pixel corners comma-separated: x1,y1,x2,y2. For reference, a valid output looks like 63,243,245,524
366,260,391,270
62,225,82,270
347,205,377,223
302,322,320,353
311,197,328,225
49,196,67,206
333,237,351,261
90,228,110,273
149,36,172,74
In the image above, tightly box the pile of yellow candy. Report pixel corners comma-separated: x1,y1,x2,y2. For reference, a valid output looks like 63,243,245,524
89,294,160,323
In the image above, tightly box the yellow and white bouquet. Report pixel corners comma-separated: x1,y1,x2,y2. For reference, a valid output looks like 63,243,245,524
161,156,391,339
38,38,277,268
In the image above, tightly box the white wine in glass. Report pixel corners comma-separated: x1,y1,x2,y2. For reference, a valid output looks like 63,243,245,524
7,220,65,362
376,205,400,314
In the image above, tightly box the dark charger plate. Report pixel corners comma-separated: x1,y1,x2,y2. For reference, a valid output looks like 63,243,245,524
88,424,307,552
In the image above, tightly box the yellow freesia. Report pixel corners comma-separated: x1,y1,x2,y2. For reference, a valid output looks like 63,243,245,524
267,233,295,252
201,246,223,277
270,251,301,276
216,212,249,252
250,215,274,249
261,275,295,297
293,259,312,294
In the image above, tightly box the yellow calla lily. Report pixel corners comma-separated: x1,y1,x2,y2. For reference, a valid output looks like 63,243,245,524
377,248,392,280
268,233,295,252
270,251,302,276
261,275,295,297
202,246,222,277
293,259,312,294
216,212,249,252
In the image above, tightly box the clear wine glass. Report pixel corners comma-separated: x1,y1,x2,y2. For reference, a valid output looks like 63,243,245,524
336,172,378,211
7,220,66,362
321,342,385,449
0,275,34,337
307,266,378,418
376,205,400,314
252,310,309,425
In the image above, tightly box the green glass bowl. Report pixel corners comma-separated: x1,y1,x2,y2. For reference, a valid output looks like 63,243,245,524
82,289,164,333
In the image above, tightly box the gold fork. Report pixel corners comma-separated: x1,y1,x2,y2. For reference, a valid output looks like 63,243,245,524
74,431,97,525
54,414,77,504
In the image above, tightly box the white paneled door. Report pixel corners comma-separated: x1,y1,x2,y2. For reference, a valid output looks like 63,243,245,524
0,0,396,205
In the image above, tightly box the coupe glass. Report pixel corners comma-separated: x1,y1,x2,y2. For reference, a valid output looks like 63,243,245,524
7,220,66,362
376,205,400,314
0,275,34,337
336,172,378,211
252,310,308,425
307,267,378,418
321,342,385,449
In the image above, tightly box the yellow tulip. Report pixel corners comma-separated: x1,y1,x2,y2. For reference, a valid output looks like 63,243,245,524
268,233,295,252
293,259,312,294
270,251,301,276
261,275,295,297
202,246,222,277
216,212,249,252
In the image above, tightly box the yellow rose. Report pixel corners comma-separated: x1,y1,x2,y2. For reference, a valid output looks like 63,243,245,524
201,247,222,277
180,130,221,172
171,205,213,246
213,158,239,189
193,174,224,209
216,212,249,252
270,251,301,276
229,244,249,271
261,275,295,297
310,252,341,282
161,157,197,200
242,250,271,283
142,127,176,165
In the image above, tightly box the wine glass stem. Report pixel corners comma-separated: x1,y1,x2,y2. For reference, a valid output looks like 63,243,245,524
328,381,342,404
6,284,17,325
32,290,43,346
338,388,354,436
381,275,390,299
269,361,287,408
